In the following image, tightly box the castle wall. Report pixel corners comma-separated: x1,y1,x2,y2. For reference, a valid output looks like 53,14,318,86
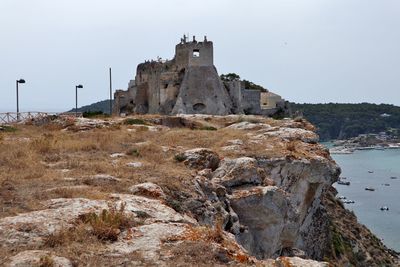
113,36,285,117
172,66,233,115
261,92,283,110
133,83,149,114
241,89,262,114
175,41,213,69
147,71,161,114
225,80,244,114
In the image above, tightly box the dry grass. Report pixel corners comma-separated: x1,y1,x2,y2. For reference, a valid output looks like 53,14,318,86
0,115,324,265
39,255,55,267
45,203,136,248
78,203,136,241
0,115,324,220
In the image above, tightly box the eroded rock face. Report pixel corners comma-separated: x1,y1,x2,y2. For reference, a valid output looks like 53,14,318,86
178,148,220,171
212,157,264,188
186,144,341,260
229,186,292,259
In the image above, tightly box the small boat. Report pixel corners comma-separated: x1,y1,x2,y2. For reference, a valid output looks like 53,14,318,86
343,200,355,204
368,171,374,173
380,206,389,211
365,187,375,191
338,196,347,200
390,176,398,179
337,181,350,186
382,183,390,186
339,177,347,180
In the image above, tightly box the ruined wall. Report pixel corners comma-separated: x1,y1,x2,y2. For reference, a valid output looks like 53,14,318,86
224,81,243,114
261,92,283,110
113,36,286,117
241,89,262,114
175,39,213,69
172,66,233,115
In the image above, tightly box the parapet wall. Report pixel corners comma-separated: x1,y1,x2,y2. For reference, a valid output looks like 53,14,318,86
175,40,213,69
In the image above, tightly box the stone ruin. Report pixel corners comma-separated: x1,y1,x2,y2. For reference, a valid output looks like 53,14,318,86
113,35,286,116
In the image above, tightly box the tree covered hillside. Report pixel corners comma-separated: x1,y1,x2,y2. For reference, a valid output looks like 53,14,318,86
69,100,113,115
290,103,400,141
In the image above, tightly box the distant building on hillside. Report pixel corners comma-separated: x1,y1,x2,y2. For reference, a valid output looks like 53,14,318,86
113,35,286,116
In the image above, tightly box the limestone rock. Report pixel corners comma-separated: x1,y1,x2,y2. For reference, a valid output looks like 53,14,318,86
212,157,264,188
178,148,220,171
7,250,72,267
0,194,194,248
274,256,329,267
129,182,166,199
226,139,244,145
126,162,143,168
106,222,188,260
229,186,294,259
260,127,319,143
226,121,272,131
110,153,125,158
83,174,121,185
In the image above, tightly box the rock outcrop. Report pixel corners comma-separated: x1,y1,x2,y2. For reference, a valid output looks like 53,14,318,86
0,115,397,266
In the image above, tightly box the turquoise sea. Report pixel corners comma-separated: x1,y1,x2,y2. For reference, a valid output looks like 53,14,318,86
331,149,400,251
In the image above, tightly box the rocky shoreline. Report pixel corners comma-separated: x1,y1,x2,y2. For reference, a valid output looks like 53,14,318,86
330,133,400,154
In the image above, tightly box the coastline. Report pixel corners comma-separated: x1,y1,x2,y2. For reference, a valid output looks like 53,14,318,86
330,148,400,252
327,133,400,154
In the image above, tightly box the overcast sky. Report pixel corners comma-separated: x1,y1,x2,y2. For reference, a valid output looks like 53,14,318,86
1,0,399,112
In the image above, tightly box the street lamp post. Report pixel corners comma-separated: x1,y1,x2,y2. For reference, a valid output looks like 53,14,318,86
75,84,83,117
16,79,26,121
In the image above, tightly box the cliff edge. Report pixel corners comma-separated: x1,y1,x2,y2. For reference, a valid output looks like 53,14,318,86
0,115,397,266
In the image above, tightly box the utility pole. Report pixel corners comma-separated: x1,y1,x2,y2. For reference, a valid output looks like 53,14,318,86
109,68,112,115
75,84,83,117
16,79,25,121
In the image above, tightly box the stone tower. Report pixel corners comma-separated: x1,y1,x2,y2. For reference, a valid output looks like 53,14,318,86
171,36,233,115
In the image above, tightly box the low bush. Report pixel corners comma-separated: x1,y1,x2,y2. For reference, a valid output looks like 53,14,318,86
0,125,17,132
174,154,186,162
78,203,135,241
126,148,140,157
198,126,217,131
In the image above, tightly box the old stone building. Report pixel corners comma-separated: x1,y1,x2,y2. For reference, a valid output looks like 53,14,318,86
114,36,286,116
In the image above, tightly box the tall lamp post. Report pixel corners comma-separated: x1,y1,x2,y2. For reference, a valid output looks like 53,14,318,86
16,79,26,121
75,84,83,117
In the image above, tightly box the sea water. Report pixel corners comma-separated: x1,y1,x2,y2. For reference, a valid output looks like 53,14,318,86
331,149,400,251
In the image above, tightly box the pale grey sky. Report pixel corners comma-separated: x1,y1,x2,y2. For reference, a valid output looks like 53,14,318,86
1,0,399,112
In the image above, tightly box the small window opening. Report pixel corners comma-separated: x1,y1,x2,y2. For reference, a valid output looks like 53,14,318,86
193,49,200,57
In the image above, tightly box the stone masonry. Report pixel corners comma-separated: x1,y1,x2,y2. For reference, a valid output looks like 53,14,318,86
113,35,286,116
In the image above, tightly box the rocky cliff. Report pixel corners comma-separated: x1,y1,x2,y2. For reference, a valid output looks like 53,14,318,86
0,115,397,266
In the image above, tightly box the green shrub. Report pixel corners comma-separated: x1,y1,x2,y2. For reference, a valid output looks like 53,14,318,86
0,125,17,132
174,154,186,162
126,148,140,157
198,126,217,131
83,111,109,118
